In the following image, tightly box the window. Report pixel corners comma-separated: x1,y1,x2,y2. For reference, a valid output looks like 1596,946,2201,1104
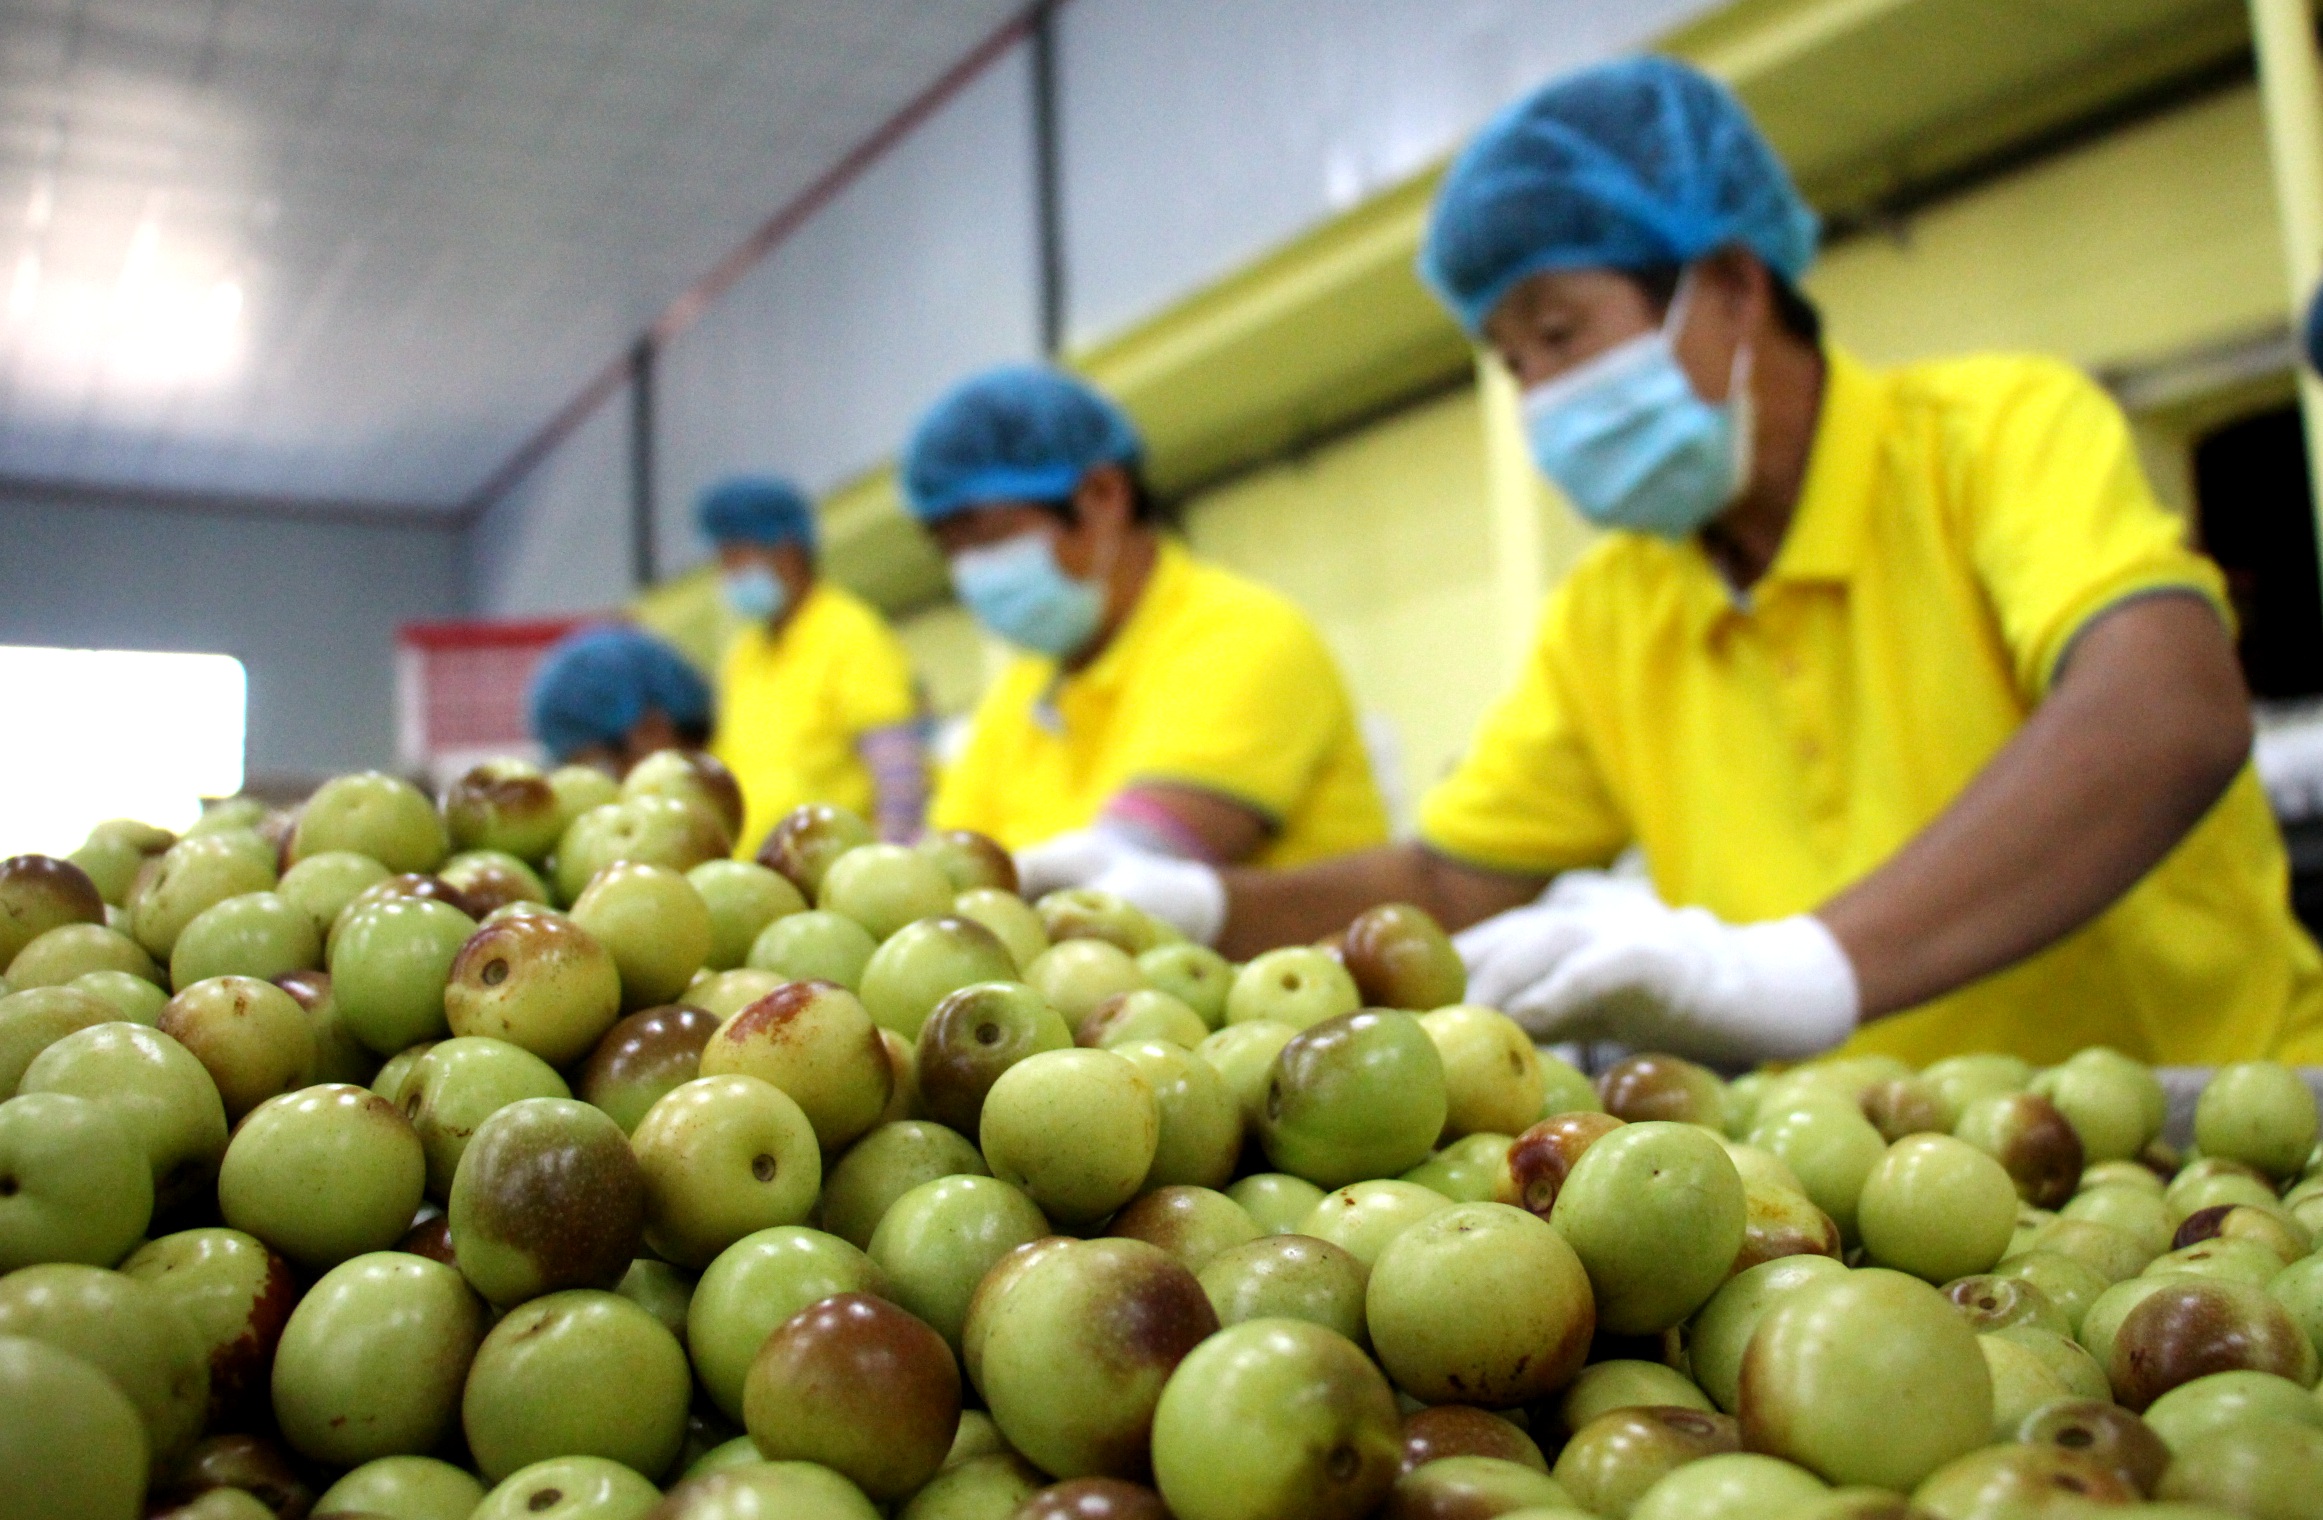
0,647,246,856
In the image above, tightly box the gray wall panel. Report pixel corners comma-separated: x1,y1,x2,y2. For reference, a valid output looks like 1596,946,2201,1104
0,495,464,779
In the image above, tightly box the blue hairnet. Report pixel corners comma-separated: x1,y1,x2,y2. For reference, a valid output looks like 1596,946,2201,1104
527,624,712,763
697,475,816,550
1421,56,1820,335
902,365,1143,522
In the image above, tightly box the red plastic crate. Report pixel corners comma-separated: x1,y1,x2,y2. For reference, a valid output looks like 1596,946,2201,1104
395,617,587,783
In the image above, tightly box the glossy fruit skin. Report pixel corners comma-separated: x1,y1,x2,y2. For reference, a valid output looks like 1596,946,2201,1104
757,807,877,897
2141,1367,2323,1452
699,980,893,1151
1026,939,1149,1023
2030,1049,2164,1164
687,1224,886,1423
1748,1097,1886,1244
555,797,732,904
870,1175,1050,1351
917,981,1075,1137
1912,1442,2138,1516
1627,1452,1827,1520
1856,1133,2018,1283
1137,943,1231,1027
1113,1037,1244,1191
1738,1267,1992,1491
276,967,378,1086
1420,1005,1545,1138
219,1084,425,1269
578,1004,720,1134
1595,1053,1725,1127
1951,1097,2099,1217
0,855,107,968
1551,1405,1741,1519
689,859,806,971
450,1097,646,1306
0,986,131,1097
1198,1234,1369,1345
1261,1011,1447,1190
1341,902,1466,1011
744,1292,962,1501
316,1455,487,1520
917,829,1019,895
861,918,1021,1038
2155,1418,2323,1518
276,852,394,938
0,1090,153,1270
292,772,450,875
1037,889,1171,956
748,909,879,990
818,1119,991,1249
1229,1172,1328,1235
1403,1133,1514,1204
1550,1120,1745,1334
569,863,713,1013
1226,947,1361,1030
623,749,746,841
1381,1453,1574,1520
1497,1111,1623,1218
901,1451,1047,1520
157,975,316,1121
443,761,566,862
1687,1254,1849,1415
130,835,278,961
2106,1276,2317,1410
1399,1405,1548,1474
330,897,477,1054
444,912,623,1066
1106,1185,1258,1274
1080,989,1210,1051
819,844,956,941
1151,1316,1403,1520
472,1453,663,1520
976,1237,1219,1479
1197,1020,1296,1128
401,1036,571,1197
120,1227,298,1423
655,1461,882,1520
0,1262,209,1470
1366,1202,1593,1406
631,1075,821,1268
9,926,161,994
1732,1180,1844,1274
169,892,321,988
19,1021,229,1214
1299,1180,1451,1273
271,1252,484,1465
0,1331,150,1520
2195,1062,2320,1179
1017,1477,1171,1520
980,1048,1159,1225
462,1288,691,1482
2014,1397,2169,1495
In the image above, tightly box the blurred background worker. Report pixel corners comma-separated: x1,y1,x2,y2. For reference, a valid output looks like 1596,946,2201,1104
697,476,928,852
904,365,1389,877
528,623,714,775
1026,57,2323,1071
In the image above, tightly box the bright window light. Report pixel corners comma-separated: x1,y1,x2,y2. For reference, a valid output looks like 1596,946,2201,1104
0,647,246,857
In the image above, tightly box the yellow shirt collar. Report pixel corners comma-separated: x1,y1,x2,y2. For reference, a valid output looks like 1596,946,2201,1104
1679,343,1882,639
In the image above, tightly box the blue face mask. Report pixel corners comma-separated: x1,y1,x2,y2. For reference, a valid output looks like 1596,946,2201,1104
1521,275,1754,538
949,532,1104,659
722,564,787,623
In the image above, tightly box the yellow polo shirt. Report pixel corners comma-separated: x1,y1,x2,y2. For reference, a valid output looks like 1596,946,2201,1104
713,581,918,855
932,540,1390,866
1421,347,2323,1066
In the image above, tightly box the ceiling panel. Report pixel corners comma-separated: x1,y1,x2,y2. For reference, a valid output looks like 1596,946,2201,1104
0,0,1025,511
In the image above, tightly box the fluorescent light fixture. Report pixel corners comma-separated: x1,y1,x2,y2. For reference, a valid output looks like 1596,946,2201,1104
0,646,247,857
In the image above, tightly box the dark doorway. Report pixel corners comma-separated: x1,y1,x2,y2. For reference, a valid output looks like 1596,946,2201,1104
2193,405,2323,700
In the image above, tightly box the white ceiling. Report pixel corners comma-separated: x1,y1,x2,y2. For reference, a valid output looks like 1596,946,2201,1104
0,0,1026,513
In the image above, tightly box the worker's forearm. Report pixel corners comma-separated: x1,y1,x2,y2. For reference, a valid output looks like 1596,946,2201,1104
1215,843,1543,959
1821,595,2252,1018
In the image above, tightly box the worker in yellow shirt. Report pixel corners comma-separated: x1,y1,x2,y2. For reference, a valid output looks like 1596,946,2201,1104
698,476,927,852
902,365,1388,882
1024,56,2323,1068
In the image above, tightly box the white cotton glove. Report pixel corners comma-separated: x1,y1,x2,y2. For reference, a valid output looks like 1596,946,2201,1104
1013,829,1228,947
1494,907,1861,1068
1454,870,1670,1012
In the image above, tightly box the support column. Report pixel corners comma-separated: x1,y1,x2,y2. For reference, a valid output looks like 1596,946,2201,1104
2250,0,2323,584
628,337,658,589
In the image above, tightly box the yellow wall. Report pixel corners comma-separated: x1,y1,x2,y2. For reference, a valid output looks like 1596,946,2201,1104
1178,388,1506,814
1807,85,2286,376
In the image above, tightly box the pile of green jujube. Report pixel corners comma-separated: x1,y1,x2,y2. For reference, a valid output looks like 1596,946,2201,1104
0,758,2320,1520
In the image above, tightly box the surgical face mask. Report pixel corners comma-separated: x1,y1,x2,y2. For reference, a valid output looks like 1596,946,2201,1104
1520,273,1755,537
949,531,1104,660
722,564,787,623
